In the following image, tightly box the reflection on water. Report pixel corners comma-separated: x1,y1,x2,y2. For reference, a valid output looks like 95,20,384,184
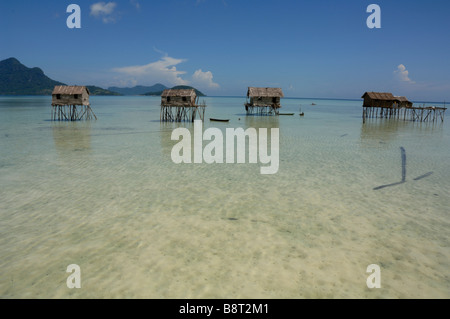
360,119,408,143
360,118,444,143
159,122,186,158
244,115,280,130
52,122,92,157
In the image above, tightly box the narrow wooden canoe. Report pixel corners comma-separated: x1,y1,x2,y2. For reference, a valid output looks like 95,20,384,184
210,118,230,122
279,113,294,116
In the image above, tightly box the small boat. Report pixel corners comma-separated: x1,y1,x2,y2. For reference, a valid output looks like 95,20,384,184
279,113,294,116
210,118,230,122
299,112,305,116
311,103,316,106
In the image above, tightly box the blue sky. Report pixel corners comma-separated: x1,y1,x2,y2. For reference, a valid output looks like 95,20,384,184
1,0,449,100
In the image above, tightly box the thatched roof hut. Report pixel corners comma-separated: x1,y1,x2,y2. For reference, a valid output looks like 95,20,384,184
52,86,90,106
362,92,414,108
394,96,413,108
246,87,284,108
361,92,396,108
247,87,284,98
161,89,197,107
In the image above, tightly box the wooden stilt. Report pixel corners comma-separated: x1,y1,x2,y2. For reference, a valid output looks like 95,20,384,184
362,105,446,123
160,104,207,122
51,104,96,121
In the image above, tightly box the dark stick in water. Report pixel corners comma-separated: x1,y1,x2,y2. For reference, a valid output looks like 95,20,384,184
401,147,406,182
373,147,407,190
373,181,404,191
413,172,433,181
374,148,433,189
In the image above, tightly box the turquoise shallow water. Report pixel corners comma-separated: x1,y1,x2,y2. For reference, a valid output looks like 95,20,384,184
0,96,449,298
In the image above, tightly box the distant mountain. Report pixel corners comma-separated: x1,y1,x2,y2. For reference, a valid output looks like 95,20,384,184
0,57,65,95
0,58,204,97
144,85,206,97
107,84,168,96
86,86,122,96
0,58,122,96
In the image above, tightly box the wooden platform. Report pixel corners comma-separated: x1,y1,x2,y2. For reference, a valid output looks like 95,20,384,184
363,106,446,123
245,104,280,115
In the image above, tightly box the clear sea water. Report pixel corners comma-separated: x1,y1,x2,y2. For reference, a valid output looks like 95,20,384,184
0,96,449,298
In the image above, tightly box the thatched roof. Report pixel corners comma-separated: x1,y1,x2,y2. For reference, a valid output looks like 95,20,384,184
361,92,395,100
394,96,411,103
161,89,196,97
52,86,89,95
247,87,284,98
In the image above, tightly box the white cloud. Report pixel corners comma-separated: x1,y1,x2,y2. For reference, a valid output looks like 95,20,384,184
192,69,220,89
112,56,189,86
394,64,415,84
112,56,220,91
90,2,117,23
130,0,140,10
153,47,168,56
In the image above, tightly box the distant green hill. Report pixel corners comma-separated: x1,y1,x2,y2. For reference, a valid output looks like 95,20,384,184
86,86,122,96
0,58,122,96
0,57,65,95
0,58,204,97
145,85,206,97
108,84,168,95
